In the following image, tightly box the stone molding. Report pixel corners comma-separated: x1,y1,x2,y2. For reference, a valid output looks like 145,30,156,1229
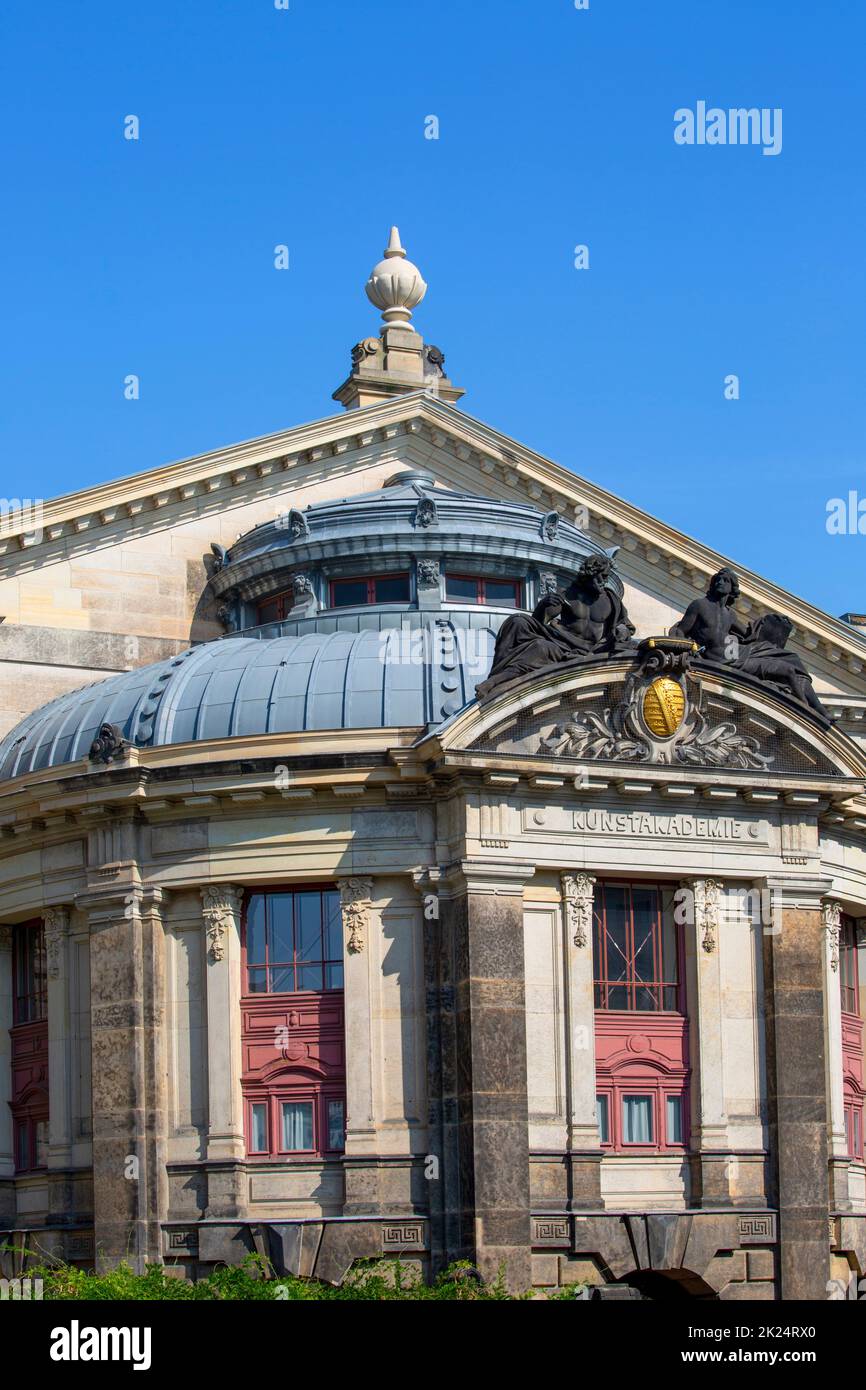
200,885,243,962
691,878,723,954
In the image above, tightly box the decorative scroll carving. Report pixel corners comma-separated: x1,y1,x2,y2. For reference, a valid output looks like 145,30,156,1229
541,510,560,542
287,508,310,540
338,876,373,954
89,722,130,764
43,905,70,980
561,872,596,948
822,899,842,972
692,879,723,954
200,885,242,962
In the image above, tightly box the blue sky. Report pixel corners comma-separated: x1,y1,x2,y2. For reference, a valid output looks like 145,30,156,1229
1,0,864,617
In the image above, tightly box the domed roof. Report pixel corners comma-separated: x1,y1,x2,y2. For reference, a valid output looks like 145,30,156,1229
0,617,501,779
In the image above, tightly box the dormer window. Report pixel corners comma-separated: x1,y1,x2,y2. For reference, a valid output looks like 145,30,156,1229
444,574,521,607
330,574,409,608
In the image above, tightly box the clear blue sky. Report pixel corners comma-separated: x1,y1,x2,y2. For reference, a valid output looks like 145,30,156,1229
1,0,863,617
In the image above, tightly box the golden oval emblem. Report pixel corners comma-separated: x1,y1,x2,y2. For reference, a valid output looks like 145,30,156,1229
642,677,685,737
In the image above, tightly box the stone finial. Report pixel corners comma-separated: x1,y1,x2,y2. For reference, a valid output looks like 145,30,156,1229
365,226,427,327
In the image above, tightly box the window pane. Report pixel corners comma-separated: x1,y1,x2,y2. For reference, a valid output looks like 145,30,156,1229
631,887,656,982
258,598,281,625
250,1103,268,1152
296,963,323,992
375,575,409,603
296,892,323,962
596,1095,609,1144
853,1110,861,1157
247,967,267,994
269,894,294,963
269,966,294,994
666,1095,683,1145
622,1095,653,1144
634,985,659,1012
16,1124,29,1170
282,1101,313,1151
445,575,477,602
845,1110,852,1155
328,1099,346,1151
325,962,344,990
324,891,342,960
246,895,266,963
661,904,678,986
603,887,628,983
484,580,518,607
332,579,369,607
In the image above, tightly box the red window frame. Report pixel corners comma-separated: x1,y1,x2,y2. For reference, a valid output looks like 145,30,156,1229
13,919,47,1025
595,1084,688,1154
241,886,346,1161
256,590,294,625
328,573,410,608
593,882,684,1013
840,914,863,1163
444,573,522,607
13,1110,49,1174
243,888,343,995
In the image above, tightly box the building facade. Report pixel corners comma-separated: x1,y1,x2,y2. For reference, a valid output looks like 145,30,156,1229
0,232,864,1298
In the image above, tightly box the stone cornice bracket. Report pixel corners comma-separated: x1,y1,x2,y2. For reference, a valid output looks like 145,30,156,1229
692,878,723,954
200,884,243,962
822,899,843,972
561,872,596,948
43,905,71,980
338,876,373,954
0,923,12,951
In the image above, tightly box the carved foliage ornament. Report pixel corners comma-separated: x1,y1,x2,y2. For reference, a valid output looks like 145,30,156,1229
43,905,70,980
339,877,373,954
692,879,723,954
822,899,842,972
561,872,596,948
201,885,242,962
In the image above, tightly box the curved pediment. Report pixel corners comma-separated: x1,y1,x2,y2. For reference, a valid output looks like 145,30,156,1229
432,650,866,782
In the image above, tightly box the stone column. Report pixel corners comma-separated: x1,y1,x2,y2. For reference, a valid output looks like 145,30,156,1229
44,906,75,1224
684,878,734,1205
200,884,246,1218
560,872,603,1209
822,899,851,1210
337,876,379,1214
434,860,534,1290
78,885,168,1272
762,876,832,1300
0,925,13,1186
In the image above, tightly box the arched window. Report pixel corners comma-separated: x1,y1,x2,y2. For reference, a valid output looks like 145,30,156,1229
592,883,689,1155
240,888,345,1159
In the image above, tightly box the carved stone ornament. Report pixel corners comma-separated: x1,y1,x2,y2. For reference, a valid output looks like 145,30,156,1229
541,511,560,542
338,877,373,954
89,722,130,764
413,497,438,529
288,509,310,540
417,558,440,588
209,542,228,575
43,906,70,980
538,570,559,597
561,872,596,948
538,637,774,771
0,924,12,951
200,885,242,962
692,879,723,954
822,899,842,972
291,572,313,597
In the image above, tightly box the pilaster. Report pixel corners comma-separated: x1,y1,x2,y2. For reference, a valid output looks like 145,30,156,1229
560,872,603,1209
200,884,246,1218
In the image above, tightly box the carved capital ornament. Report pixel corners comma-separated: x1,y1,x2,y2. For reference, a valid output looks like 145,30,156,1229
200,885,243,962
561,872,596,948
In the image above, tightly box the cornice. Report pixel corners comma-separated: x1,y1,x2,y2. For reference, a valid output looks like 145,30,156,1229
2,392,864,676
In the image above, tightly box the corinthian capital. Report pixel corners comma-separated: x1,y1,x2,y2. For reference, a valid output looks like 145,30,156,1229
44,905,71,980
200,884,243,962
692,879,723,954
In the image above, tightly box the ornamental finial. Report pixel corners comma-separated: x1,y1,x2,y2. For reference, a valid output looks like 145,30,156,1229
364,226,428,326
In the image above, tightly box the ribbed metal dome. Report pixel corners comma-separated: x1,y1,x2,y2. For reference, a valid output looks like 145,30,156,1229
0,617,501,779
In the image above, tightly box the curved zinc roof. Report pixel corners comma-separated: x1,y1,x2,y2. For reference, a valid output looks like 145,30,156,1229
0,616,501,779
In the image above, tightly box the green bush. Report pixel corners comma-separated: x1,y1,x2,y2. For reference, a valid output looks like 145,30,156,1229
19,1254,535,1301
